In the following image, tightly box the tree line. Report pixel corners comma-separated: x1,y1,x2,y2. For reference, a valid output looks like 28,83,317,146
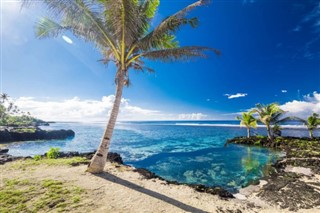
0,93,44,127
237,103,320,140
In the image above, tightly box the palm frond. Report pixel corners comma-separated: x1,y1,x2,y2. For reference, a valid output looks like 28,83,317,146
139,0,160,19
141,46,219,62
31,0,119,59
36,17,66,39
137,0,205,50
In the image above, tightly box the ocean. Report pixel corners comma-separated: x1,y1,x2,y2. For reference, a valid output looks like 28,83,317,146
5,120,316,192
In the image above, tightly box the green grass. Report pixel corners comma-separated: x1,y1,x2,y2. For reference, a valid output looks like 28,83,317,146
11,127,37,133
0,178,85,212
9,157,90,170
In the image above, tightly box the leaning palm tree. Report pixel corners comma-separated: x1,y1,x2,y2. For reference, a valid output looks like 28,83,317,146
23,0,219,173
251,103,285,141
298,113,320,139
236,111,257,138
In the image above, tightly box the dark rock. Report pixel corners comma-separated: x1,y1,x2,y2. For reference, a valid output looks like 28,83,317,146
58,151,80,158
0,148,9,154
0,154,24,165
258,172,320,211
48,151,123,164
107,152,123,164
0,128,75,143
190,184,234,199
48,198,65,208
0,129,13,142
133,168,161,179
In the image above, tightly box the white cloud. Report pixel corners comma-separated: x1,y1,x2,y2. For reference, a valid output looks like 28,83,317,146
62,35,73,44
281,90,287,93
14,96,160,122
178,113,207,120
14,96,209,121
225,93,248,99
280,91,320,119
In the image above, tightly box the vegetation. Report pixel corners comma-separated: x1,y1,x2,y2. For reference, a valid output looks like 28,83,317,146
24,0,219,173
250,103,287,141
297,113,320,139
9,157,90,170
0,178,85,212
236,112,257,138
228,137,320,159
236,102,319,141
33,155,42,161
0,93,45,127
46,147,60,159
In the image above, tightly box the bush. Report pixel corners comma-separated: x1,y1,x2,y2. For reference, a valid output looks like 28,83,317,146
46,147,60,159
33,155,42,161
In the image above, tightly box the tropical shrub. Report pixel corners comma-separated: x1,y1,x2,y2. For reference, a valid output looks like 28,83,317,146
46,147,60,159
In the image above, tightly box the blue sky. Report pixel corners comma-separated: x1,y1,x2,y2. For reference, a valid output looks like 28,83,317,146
1,0,320,121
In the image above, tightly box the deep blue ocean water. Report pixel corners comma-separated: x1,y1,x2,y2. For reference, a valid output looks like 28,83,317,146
5,121,317,192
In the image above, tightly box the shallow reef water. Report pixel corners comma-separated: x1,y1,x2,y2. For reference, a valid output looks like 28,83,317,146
6,121,314,191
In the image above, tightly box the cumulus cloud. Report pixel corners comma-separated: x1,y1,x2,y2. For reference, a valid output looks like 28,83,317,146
62,35,73,44
178,113,207,120
280,91,320,119
15,96,161,122
14,96,209,121
225,93,248,99
281,90,287,93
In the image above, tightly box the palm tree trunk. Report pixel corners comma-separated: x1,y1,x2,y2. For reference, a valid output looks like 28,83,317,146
247,128,250,138
87,70,125,173
309,130,314,139
266,125,274,146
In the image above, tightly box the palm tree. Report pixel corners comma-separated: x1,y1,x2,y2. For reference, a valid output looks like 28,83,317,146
272,124,282,137
251,103,285,141
298,113,320,139
23,0,219,173
236,112,257,138
0,93,9,104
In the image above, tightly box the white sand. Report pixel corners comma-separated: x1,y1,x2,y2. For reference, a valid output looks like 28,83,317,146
1,162,319,213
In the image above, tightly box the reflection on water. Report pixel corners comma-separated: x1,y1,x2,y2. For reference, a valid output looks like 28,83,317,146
5,121,309,191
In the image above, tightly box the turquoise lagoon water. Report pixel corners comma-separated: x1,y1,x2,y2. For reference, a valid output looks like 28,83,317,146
5,121,315,192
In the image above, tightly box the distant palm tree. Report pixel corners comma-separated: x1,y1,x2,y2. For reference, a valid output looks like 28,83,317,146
236,112,257,138
298,113,320,139
251,103,286,141
272,124,282,137
23,0,219,173
0,93,9,104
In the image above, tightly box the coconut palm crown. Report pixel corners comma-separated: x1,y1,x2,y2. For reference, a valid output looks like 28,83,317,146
236,112,257,138
299,113,320,139
251,103,286,141
23,0,219,173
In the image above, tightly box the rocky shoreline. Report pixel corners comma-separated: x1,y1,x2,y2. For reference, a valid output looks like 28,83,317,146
2,136,320,211
0,127,75,143
227,136,320,211
0,149,234,199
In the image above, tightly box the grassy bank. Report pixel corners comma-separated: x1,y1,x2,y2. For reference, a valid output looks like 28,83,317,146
0,157,90,213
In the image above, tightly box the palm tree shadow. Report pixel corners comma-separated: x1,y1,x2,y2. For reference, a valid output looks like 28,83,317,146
93,172,210,213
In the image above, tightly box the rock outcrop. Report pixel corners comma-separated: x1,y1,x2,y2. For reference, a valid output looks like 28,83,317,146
227,136,320,211
0,128,75,143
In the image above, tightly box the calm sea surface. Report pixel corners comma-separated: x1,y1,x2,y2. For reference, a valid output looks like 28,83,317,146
5,121,316,192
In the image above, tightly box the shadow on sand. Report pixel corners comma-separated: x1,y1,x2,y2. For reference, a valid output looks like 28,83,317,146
94,172,210,213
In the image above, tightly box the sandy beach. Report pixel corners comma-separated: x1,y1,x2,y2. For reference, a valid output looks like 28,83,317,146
1,159,319,213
